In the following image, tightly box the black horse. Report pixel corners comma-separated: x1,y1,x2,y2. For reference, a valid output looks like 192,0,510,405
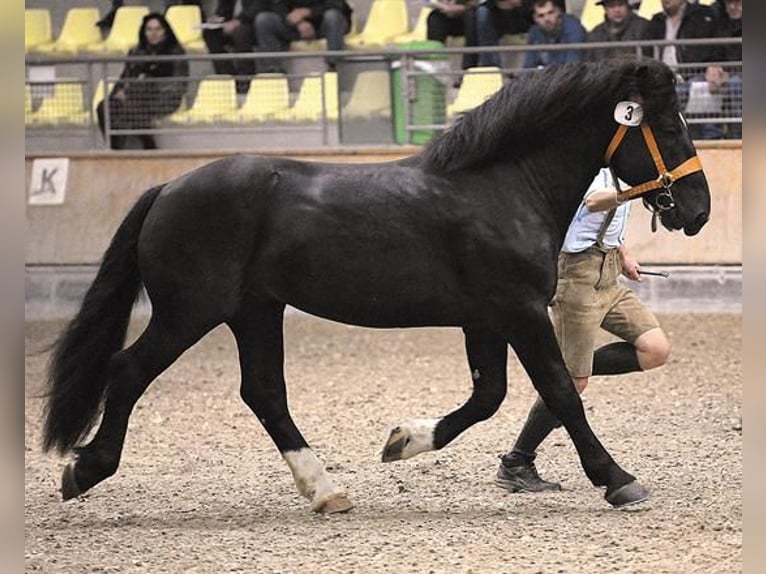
42,60,710,514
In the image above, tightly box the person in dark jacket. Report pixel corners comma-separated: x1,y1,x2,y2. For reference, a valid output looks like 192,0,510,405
203,0,270,95
585,0,649,61
255,0,353,72
643,0,722,138
643,0,718,73
96,12,189,149
707,0,742,138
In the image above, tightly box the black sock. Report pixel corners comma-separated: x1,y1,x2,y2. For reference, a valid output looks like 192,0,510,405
506,397,562,464
592,342,642,375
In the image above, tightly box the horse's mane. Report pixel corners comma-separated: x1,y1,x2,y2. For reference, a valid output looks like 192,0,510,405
422,59,678,173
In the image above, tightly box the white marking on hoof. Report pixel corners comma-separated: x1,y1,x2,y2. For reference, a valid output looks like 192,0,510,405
283,448,346,512
383,418,441,461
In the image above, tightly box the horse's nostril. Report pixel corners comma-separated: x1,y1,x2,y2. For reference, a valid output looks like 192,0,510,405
696,212,709,228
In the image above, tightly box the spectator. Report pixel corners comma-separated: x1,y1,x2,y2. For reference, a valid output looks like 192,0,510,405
426,1,480,71
475,0,534,68
643,0,717,72
585,0,649,61
255,1,353,73
97,1,205,32
203,1,269,96
643,0,721,138
96,12,189,150
522,0,587,68
707,0,742,138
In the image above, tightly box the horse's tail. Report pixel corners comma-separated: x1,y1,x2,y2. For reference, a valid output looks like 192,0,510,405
42,185,164,455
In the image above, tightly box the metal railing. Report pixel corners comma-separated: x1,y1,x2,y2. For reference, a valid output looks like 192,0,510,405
25,37,742,150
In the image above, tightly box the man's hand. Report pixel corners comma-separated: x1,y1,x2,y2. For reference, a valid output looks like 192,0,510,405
618,245,641,281
296,20,316,40
705,65,729,93
287,7,312,26
222,19,240,35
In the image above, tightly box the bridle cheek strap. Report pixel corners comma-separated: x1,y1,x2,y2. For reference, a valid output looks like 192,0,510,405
603,122,705,201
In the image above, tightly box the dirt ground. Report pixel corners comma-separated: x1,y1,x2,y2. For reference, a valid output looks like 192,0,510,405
25,312,741,574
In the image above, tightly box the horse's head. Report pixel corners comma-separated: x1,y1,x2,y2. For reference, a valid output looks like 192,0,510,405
605,61,711,236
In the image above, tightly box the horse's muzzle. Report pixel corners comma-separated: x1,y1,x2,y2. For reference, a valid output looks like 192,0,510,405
683,212,709,236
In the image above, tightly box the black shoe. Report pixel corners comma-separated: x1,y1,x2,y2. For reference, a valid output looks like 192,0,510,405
494,454,561,493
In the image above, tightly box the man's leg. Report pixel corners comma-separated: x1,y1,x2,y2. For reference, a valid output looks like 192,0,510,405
255,12,293,73
202,28,236,76
318,9,349,70
229,22,257,93
475,5,502,67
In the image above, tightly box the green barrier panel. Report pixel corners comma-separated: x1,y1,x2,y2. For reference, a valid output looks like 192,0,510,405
391,40,448,145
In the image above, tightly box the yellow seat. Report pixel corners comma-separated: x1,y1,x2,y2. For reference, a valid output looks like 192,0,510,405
223,74,291,122
580,0,605,32
165,5,205,52
169,76,238,124
33,82,89,125
287,72,339,122
85,6,150,54
25,85,36,125
637,0,662,20
345,0,409,49
447,66,503,117
342,70,391,119
392,6,432,44
25,9,52,53
36,8,101,55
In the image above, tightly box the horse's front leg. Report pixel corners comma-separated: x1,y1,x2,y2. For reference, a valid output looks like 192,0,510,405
504,305,649,507
382,327,507,461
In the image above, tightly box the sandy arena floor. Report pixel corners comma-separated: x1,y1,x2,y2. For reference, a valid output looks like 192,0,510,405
25,312,741,573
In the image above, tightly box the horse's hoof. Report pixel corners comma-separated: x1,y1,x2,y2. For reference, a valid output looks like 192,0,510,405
60,463,82,501
605,480,650,509
315,494,354,514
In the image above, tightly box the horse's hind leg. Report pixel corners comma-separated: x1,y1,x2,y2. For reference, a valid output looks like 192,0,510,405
228,301,352,514
61,317,208,500
382,327,508,461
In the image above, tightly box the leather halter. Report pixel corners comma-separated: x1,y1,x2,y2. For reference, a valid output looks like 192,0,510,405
604,122,704,210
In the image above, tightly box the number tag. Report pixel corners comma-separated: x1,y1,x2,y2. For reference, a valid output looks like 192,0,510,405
614,101,643,126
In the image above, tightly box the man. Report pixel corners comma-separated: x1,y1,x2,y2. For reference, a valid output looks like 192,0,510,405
495,168,670,494
426,1,480,70
203,0,269,96
586,0,649,61
474,0,534,68
643,0,717,72
523,0,587,69
255,0,352,73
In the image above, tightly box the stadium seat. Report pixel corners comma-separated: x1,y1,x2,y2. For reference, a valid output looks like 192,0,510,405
25,85,36,125
579,0,605,32
637,0,662,20
169,76,238,123
287,72,339,122
223,74,290,122
33,82,89,125
392,6,432,44
25,9,52,53
165,4,206,52
447,66,503,117
342,70,391,119
85,6,150,54
35,8,101,55
345,0,409,49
